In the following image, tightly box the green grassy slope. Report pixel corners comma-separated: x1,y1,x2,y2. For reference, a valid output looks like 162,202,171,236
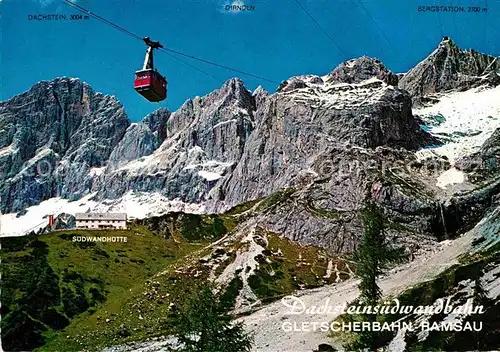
1,214,231,352
1,189,360,352
1,197,351,352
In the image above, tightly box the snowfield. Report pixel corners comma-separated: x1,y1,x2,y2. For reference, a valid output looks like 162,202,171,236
414,85,500,189
414,85,500,164
0,194,98,237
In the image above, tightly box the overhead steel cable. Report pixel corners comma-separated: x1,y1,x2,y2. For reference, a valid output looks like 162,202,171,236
159,51,223,83
157,46,278,84
61,0,222,83
292,0,348,60
60,0,278,84
62,0,142,40
355,0,397,54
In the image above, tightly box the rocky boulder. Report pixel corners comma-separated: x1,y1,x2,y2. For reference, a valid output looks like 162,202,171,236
455,127,500,175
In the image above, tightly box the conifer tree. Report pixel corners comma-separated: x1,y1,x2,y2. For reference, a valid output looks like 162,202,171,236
355,202,403,305
350,201,404,350
171,284,253,352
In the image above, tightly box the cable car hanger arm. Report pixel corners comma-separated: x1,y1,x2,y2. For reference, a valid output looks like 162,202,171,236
143,36,163,49
142,37,163,71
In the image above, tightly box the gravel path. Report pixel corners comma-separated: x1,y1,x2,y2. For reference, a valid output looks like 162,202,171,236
241,229,474,351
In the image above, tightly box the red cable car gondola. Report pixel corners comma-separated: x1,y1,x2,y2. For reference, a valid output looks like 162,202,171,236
134,37,167,102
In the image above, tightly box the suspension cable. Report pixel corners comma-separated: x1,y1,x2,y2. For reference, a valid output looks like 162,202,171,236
292,0,348,60
356,0,397,54
61,0,278,84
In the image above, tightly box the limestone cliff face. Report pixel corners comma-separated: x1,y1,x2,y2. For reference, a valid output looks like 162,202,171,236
92,58,435,212
213,61,434,209
95,78,256,202
0,78,129,213
107,108,170,168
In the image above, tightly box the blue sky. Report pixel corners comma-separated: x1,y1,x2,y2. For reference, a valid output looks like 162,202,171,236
2,0,498,122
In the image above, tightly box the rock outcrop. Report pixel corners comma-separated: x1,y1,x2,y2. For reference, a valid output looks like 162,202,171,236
325,56,399,86
107,108,170,168
455,127,500,173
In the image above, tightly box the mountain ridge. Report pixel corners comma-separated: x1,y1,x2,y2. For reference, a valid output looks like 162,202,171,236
1,37,500,352
1,38,499,246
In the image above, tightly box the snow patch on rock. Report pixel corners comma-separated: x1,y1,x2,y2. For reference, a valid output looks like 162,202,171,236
436,167,465,188
198,170,223,181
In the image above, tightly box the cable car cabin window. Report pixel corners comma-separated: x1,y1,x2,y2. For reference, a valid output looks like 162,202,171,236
137,71,150,78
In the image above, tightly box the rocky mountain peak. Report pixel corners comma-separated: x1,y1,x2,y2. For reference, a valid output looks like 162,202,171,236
221,77,246,92
251,85,270,108
276,56,398,93
325,56,399,86
438,36,458,48
164,77,255,140
217,77,255,110
399,37,500,103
